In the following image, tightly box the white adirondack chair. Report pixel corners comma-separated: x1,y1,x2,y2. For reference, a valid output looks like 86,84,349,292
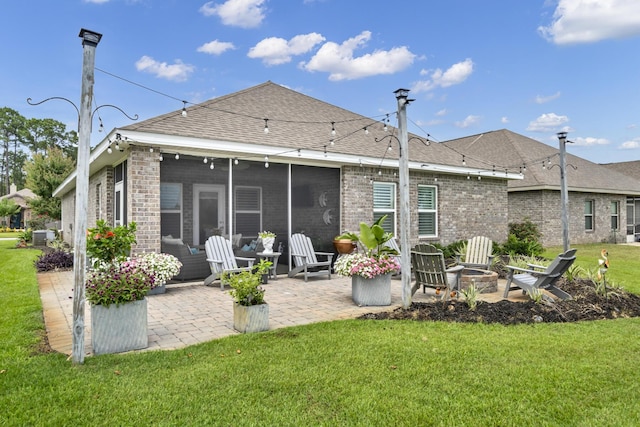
204,235,255,290
456,236,494,270
288,233,334,281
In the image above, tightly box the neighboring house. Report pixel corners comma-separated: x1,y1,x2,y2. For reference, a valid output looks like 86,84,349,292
0,184,38,229
443,130,640,246
53,82,522,266
0,184,36,229
601,160,640,241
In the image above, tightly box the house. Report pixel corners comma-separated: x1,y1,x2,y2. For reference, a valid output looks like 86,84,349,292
0,184,36,229
54,82,521,274
443,130,640,246
601,160,640,241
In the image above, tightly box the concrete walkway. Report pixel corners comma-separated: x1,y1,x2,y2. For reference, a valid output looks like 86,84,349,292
38,271,522,357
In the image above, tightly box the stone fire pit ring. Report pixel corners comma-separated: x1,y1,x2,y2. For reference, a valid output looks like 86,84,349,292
459,268,498,293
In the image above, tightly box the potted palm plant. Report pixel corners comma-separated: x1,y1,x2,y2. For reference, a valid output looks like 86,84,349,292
223,259,272,333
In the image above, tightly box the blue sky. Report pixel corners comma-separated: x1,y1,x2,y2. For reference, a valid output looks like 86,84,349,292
3,0,640,164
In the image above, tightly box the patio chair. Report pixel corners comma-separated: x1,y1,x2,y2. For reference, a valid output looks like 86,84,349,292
204,235,256,290
456,236,494,270
288,233,334,281
411,244,464,297
503,249,577,301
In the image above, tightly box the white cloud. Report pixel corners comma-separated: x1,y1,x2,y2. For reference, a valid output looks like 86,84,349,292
455,115,481,129
300,31,415,81
620,138,640,149
526,113,569,132
572,136,610,146
200,0,266,28
535,91,561,104
435,109,447,117
411,58,474,93
197,40,236,55
248,33,325,65
135,56,195,82
501,116,509,124
539,0,640,44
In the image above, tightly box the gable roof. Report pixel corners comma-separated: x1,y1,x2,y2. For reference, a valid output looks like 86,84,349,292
601,160,640,182
443,129,640,195
118,81,502,175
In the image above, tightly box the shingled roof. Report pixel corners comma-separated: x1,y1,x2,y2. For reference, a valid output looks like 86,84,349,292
601,160,640,182
119,81,469,171
443,129,640,195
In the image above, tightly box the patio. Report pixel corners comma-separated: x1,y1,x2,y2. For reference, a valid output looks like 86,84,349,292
38,271,523,356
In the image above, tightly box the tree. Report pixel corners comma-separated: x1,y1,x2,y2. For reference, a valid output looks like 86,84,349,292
24,147,75,220
0,108,27,196
0,198,20,217
25,117,78,160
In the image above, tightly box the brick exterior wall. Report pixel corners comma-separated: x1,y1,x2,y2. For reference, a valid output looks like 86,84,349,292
509,190,627,246
341,166,509,247
127,146,161,255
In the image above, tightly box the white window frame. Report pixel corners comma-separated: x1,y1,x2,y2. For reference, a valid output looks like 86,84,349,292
418,184,438,238
373,181,396,236
234,186,262,237
584,200,594,231
160,182,183,239
611,201,619,231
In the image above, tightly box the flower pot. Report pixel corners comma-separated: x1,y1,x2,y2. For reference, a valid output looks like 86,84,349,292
262,237,275,254
233,302,269,333
91,298,148,355
351,273,392,306
147,282,166,295
333,239,356,254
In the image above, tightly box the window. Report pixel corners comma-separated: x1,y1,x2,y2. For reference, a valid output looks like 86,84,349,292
161,183,182,238
373,182,396,235
418,185,438,237
584,200,594,231
611,201,619,230
235,186,262,237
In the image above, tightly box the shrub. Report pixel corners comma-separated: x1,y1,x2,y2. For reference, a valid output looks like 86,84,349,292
35,250,74,272
498,219,543,257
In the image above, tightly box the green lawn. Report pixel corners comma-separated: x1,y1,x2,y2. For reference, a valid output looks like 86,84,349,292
2,240,640,426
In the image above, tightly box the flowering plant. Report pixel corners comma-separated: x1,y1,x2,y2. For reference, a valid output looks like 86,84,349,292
86,219,137,266
136,252,182,284
333,215,400,279
258,231,276,239
334,253,400,279
86,258,155,306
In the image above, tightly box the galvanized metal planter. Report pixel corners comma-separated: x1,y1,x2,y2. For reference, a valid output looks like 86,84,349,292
352,273,392,306
147,282,166,295
233,303,269,333
91,298,148,355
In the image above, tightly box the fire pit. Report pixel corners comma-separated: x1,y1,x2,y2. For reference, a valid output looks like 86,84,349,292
459,268,498,293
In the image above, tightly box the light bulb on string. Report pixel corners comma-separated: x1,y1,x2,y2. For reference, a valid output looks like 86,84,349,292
462,155,466,166
263,118,269,134
203,157,208,164
159,153,163,161
234,158,239,165
210,162,214,170
107,145,112,154
181,101,188,117
264,155,269,168
149,147,154,153
331,122,336,136
364,127,369,135
175,153,180,160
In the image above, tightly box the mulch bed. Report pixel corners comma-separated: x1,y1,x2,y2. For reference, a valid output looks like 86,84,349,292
359,279,640,325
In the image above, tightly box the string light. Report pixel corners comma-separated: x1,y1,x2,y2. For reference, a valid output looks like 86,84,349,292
331,122,336,136
107,144,112,154
383,115,389,132
175,153,180,160
462,155,466,166
264,155,269,168
378,169,382,176
149,147,154,153
297,149,301,157
387,141,392,151
203,157,208,164
263,118,269,134
159,153,163,161
234,158,239,165
330,139,335,146
181,101,187,117
210,162,214,170
323,145,327,157
364,127,369,135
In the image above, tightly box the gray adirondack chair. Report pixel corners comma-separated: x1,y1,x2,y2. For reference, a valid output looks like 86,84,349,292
204,235,255,290
503,249,577,300
456,236,494,270
288,233,334,281
411,244,464,297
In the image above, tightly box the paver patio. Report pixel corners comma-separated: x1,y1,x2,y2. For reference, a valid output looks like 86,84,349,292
38,271,523,356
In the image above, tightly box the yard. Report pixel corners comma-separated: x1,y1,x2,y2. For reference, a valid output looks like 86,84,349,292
1,239,639,426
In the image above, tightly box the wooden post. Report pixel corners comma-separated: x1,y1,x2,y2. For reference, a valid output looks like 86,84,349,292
395,89,412,309
557,132,571,253
71,29,102,364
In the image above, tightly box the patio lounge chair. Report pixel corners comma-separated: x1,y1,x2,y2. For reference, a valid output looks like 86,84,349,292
456,236,494,270
204,235,256,290
411,244,464,297
288,233,334,281
503,249,577,301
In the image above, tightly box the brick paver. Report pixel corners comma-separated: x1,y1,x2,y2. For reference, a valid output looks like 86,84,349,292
38,271,525,357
